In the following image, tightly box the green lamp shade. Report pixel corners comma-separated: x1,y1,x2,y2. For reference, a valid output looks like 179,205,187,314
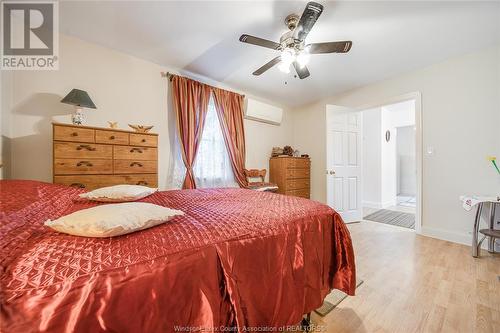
61,89,97,109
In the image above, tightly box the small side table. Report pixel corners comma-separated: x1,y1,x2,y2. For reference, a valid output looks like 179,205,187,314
460,195,500,257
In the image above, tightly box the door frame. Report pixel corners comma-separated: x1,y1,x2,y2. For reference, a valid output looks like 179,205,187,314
354,92,423,234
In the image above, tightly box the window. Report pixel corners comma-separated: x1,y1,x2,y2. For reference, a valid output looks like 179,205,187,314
193,97,238,188
169,96,238,189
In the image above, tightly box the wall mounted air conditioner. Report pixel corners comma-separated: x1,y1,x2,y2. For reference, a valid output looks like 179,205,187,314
244,98,283,125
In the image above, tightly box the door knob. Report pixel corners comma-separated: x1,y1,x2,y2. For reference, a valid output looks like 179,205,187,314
329,170,336,175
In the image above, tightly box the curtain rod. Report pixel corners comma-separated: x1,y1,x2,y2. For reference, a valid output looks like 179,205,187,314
160,71,173,81
160,71,245,98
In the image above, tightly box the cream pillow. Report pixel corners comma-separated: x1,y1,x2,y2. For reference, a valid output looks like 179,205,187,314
79,185,157,202
45,202,184,237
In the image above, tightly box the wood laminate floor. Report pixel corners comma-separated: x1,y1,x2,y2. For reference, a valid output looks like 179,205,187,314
314,221,500,333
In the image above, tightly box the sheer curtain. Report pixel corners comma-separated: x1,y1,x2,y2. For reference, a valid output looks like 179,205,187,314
168,131,187,189
192,97,238,188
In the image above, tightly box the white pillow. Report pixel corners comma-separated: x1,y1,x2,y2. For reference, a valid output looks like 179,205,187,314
79,185,157,202
45,202,184,238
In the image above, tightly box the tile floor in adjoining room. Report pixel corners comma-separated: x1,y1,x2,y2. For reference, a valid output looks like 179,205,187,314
363,195,416,217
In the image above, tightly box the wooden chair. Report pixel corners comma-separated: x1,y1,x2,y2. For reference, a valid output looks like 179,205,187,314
244,169,278,192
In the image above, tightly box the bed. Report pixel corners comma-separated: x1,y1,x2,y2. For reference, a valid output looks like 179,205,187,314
0,180,355,332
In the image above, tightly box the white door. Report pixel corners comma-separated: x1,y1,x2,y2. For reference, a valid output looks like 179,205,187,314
326,105,363,222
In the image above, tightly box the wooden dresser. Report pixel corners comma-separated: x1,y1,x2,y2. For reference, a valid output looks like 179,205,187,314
53,123,158,190
269,156,310,198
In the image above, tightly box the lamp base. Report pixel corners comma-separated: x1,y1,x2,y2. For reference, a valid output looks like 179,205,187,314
72,107,84,125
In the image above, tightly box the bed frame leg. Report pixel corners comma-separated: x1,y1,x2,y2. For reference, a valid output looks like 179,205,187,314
300,312,312,332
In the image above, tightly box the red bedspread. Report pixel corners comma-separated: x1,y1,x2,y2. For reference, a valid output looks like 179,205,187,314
0,180,355,332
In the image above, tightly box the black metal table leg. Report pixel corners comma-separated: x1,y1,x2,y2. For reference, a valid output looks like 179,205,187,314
300,312,311,332
472,202,483,257
488,203,497,253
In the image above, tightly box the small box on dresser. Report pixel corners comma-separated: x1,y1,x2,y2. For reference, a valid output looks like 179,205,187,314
52,123,158,190
269,156,311,198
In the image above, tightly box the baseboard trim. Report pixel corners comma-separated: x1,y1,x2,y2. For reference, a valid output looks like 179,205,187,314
421,226,497,250
363,201,383,209
421,226,471,246
363,200,398,209
381,200,397,209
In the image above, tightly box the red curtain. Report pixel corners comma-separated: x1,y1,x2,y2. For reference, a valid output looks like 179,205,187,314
212,88,248,188
171,75,211,189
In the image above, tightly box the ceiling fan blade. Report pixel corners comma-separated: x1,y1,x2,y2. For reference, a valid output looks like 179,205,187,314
308,41,353,54
253,56,282,76
293,61,310,79
295,2,324,41
239,34,281,50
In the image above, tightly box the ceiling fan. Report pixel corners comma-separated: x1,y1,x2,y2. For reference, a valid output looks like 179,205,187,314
239,1,352,79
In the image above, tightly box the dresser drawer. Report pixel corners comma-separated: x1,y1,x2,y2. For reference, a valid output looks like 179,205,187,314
286,178,310,190
285,188,310,199
285,168,310,179
54,159,112,175
130,133,158,147
286,158,310,169
114,160,157,174
121,174,158,187
54,142,113,159
54,174,158,190
54,125,94,143
114,146,158,160
95,130,129,145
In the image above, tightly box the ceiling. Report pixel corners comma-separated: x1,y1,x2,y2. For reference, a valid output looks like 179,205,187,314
60,1,500,108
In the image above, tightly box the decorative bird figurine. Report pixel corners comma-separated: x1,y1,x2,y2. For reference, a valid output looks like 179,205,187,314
108,121,118,129
128,124,154,133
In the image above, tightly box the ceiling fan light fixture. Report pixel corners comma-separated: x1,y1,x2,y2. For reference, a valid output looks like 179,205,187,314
278,62,291,73
280,48,295,65
239,2,352,79
296,50,310,68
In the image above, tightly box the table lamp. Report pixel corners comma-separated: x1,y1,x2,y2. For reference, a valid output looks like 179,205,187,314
61,89,97,125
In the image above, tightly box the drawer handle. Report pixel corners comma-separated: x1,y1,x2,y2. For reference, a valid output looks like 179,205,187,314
130,148,143,153
76,144,96,151
70,183,86,188
110,135,115,140
130,162,143,167
141,139,146,143
71,132,78,137
76,161,93,167
136,181,148,185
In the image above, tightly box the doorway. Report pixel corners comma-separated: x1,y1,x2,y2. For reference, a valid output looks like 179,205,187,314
326,92,422,232
361,100,417,229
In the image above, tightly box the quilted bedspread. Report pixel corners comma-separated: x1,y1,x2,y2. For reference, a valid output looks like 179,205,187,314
0,180,355,332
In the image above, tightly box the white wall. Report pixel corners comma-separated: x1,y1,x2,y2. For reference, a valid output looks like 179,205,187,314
383,100,415,128
362,108,382,207
1,35,292,188
397,126,416,196
380,107,397,207
292,45,500,246
245,113,292,181
381,101,415,206
1,70,13,180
